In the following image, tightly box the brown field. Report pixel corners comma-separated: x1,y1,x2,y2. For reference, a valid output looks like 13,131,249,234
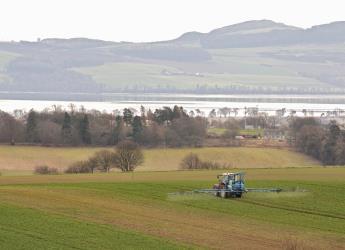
0,145,320,174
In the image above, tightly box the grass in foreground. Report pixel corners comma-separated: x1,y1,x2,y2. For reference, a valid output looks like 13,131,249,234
0,168,344,249
0,204,189,250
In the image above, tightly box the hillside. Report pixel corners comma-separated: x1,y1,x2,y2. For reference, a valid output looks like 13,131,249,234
1,20,345,95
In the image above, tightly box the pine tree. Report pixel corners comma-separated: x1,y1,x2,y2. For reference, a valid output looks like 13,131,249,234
110,116,125,145
321,122,341,165
132,116,143,143
79,114,91,144
123,108,133,126
61,112,72,144
329,121,340,142
25,109,39,143
140,105,146,125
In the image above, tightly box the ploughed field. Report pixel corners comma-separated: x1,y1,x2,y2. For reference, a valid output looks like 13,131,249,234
0,168,344,249
0,145,319,174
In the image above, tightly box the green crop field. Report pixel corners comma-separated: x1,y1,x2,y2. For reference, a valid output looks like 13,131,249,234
0,51,18,70
73,61,325,91
72,45,335,91
0,168,344,249
207,127,227,135
0,51,18,83
0,145,320,174
74,62,253,90
0,204,186,250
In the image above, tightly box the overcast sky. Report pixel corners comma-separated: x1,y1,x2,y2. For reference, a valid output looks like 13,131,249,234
0,0,344,42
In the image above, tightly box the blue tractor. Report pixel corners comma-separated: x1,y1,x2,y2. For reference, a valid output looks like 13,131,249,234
190,172,282,198
213,172,246,198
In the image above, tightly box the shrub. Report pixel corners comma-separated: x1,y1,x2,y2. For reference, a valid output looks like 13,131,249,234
180,153,202,169
34,165,59,175
222,129,238,139
223,118,241,130
65,161,92,174
180,153,231,170
200,161,230,170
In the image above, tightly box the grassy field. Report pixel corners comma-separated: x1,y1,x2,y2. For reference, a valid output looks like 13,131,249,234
240,129,264,136
0,168,344,249
0,51,18,83
0,51,18,70
71,45,336,91
207,127,227,135
74,62,255,90
0,145,320,174
0,204,186,250
208,128,263,136
73,60,326,91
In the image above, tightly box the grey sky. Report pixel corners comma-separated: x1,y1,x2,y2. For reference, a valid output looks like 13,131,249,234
0,0,344,42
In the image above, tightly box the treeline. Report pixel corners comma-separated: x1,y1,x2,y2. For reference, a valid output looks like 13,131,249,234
290,118,345,165
0,106,207,147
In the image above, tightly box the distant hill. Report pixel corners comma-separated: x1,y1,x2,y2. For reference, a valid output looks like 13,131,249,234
1,20,345,95
200,20,345,48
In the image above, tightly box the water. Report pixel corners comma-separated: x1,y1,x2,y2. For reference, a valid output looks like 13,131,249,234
1,93,345,116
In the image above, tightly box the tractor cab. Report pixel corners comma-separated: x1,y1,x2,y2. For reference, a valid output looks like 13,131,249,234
214,172,245,198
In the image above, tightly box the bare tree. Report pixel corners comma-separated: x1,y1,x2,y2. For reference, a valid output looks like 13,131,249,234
208,109,217,118
68,103,76,114
247,107,259,117
51,105,62,113
290,110,297,117
189,110,195,117
276,108,286,118
218,107,231,118
302,109,307,117
13,109,25,120
94,150,115,173
79,105,86,113
113,140,144,172
233,108,239,117
38,120,62,145
0,111,17,143
87,156,99,173
195,109,200,116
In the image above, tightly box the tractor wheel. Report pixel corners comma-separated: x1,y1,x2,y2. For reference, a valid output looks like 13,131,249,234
235,193,242,198
220,190,228,198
